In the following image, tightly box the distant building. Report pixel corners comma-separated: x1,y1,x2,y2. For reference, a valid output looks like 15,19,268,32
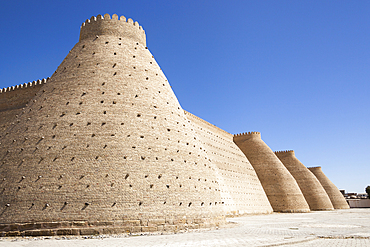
347,199,370,208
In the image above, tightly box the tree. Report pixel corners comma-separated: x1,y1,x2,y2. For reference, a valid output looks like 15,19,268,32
366,186,370,199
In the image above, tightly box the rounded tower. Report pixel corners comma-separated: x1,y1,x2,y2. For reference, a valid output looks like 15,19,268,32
0,14,225,236
308,167,349,209
274,150,334,211
234,132,310,213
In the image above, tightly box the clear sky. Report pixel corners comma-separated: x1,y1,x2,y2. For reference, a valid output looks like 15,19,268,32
1,1,369,193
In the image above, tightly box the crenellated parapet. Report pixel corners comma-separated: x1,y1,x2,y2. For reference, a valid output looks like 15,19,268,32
234,131,261,141
307,166,321,169
79,14,146,46
0,78,49,94
234,131,260,137
274,150,294,155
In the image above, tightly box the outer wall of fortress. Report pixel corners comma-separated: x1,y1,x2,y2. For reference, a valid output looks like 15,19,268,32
0,14,348,237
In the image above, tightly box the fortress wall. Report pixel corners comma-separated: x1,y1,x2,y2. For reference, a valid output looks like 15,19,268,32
0,14,225,236
0,79,47,133
274,150,334,211
234,132,310,213
0,13,346,237
185,111,273,215
308,167,349,209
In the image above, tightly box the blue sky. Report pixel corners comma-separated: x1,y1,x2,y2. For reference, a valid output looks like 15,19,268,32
1,1,369,193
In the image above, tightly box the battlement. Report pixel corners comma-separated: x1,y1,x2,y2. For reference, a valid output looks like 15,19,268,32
234,131,260,137
79,14,146,46
0,78,49,94
308,166,322,170
274,150,295,155
233,132,261,141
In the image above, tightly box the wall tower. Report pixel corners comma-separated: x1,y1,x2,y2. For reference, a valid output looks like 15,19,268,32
275,150,334,211
234,132,310,212
308,167,349,209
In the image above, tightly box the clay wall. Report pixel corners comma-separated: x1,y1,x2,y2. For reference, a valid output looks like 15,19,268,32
274,150,333,211
0,79,47,134
308,167,350,209
234,132,310,212
185,111,272,215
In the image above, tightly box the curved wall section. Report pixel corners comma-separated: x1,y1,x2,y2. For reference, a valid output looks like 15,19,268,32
185,112,272,215
308,167,349,209
274,151,333,211
234,132,310,213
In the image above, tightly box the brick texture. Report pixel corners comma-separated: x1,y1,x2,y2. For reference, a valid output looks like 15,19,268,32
234,132,310,212
185,112,272,215
275,150,334,211
0,79,47,134
308,167,350,209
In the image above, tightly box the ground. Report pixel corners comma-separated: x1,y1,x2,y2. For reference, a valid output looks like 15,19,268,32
1,208,369,246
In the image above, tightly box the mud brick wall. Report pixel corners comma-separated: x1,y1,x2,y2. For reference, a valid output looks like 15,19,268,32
275,150,333,211
185,111,272,215
234,132,310,212
308,167,349,209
